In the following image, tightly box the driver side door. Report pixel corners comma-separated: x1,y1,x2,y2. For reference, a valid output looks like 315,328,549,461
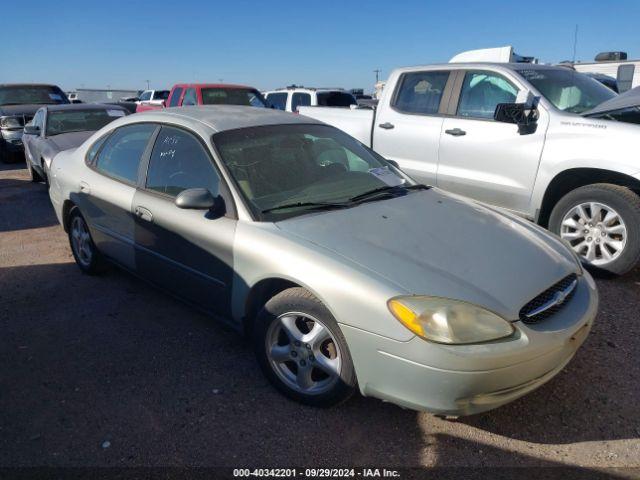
437,70,548,214
133,125,236,316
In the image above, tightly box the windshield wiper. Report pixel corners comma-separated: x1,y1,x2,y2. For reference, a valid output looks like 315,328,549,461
349,183,429,203
262,201,351,214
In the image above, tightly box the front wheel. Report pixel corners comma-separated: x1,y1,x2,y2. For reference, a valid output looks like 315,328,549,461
549,184,640,275
253,287,357,407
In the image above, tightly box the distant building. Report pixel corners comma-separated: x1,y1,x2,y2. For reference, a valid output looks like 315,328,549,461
72,88,141,103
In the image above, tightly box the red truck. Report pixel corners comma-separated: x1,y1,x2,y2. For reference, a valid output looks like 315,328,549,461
135,83,268,112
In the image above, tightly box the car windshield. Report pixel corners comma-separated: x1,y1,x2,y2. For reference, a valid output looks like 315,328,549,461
0,85,69,106
201,88,267,108
46,109,126,136
517,68,617,114
213,124,414,220
316,91,357,107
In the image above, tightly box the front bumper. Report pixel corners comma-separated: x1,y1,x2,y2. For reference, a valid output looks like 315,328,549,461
1,129,25,153
341,272,598,416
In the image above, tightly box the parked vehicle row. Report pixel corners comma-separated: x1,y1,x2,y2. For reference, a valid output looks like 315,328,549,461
300,62,640,275
46,105,597,416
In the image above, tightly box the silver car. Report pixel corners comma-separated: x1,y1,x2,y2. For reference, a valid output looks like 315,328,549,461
48,106,598,415
22,103,128,185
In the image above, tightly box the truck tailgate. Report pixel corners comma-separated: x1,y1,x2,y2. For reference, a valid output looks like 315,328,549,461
298,107,375,146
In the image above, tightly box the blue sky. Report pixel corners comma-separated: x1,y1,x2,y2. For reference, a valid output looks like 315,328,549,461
2,0,639,93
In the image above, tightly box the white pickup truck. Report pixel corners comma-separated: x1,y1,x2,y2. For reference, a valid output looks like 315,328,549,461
300,62,640,275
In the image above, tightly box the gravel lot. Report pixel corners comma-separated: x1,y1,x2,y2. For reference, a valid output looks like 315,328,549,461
1,162,639,476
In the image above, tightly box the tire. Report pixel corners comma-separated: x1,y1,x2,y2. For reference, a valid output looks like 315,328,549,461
67,208,104,275
549,183,640,275
253,287,357,407
25,157,43,183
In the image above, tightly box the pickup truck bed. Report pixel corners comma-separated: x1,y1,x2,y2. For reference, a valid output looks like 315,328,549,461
299,106,375,147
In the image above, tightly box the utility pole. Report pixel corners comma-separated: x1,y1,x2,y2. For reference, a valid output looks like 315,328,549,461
572,25,579,63
373,69,381,83
146,79,150,90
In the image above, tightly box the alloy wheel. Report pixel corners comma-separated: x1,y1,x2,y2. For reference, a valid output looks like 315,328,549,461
265,312,342,395
560,202,627,266
70,216,93,267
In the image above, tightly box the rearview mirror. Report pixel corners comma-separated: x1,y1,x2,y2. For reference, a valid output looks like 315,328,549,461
175,188,225,215
23,125,40,135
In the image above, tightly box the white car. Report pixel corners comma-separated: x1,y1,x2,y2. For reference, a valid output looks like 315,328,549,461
300,63,640,275
265,87,357,112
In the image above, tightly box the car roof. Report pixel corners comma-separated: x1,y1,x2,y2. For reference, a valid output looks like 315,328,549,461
0,83,62,88
396,62,567,72
172,83,256,90
45,103,127,112
132,105,322,132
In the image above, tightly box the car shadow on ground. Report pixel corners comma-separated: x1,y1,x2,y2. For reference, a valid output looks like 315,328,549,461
0,176,57,232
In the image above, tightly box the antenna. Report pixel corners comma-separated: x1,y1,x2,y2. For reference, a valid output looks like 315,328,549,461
373,69,381,83
572,24,579,63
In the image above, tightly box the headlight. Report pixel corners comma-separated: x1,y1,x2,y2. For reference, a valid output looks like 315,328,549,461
0,116,22,129
387,296,514,344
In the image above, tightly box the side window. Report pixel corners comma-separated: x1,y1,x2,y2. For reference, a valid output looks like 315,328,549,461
182,88,197,106
95,123,156,184
145,126,219,197
85,134,109,165
266,93,287,110
617,64,635,93
139,91,152,101
291,92,311,112
457,71,518,119
168,87,183,107
32,110,45,129
393,71,450,115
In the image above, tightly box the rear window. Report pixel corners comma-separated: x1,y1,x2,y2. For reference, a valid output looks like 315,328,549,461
316,91,357,107
168,87,183,107
291,92,311,112
154,90,170,100
46,108,127,136
0,85,69,106
201,88,267,108
266,92,287,110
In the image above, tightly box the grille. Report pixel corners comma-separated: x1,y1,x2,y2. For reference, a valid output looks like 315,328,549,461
519,274,578,324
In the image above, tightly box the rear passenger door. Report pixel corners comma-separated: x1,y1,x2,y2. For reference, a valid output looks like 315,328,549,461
133,125,236,316
78,123,158,270
373,70,452,186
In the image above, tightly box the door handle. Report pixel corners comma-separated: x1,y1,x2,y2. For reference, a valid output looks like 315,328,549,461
378,122,395,130
445,128,466,137
134,206,153,222
79,181,91,194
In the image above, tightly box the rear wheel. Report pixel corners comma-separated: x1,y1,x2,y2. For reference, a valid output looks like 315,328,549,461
68,208,104,274
549,184,640,275
253,287,357,407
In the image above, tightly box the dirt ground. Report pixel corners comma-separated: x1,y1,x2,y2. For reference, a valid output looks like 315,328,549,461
1,161,639,477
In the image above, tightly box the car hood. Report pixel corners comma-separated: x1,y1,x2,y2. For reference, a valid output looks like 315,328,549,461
46,131,94,153
275,190,578,320
584,86,640,116
0,104,46,117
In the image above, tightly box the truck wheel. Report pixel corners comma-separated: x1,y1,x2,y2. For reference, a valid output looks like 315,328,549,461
549,184,640,275
253,287,357,407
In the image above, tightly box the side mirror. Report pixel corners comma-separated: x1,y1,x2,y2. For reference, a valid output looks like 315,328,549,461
175,188,225,215
23,125,40,135
386,159,400,169
494,101,539,135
